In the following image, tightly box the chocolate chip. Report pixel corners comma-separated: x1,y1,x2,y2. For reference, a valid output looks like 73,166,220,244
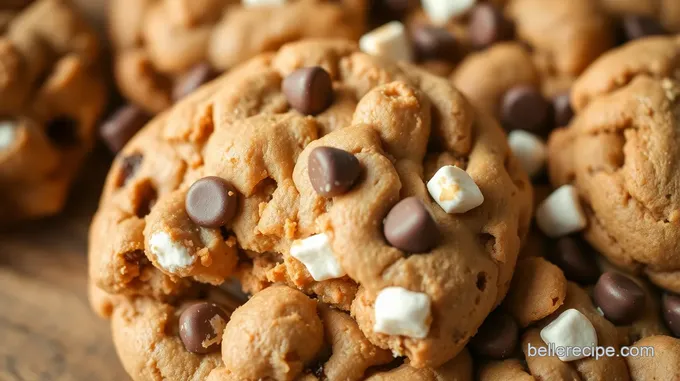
548,236,599,285
118,153,144,187
282,67,333,115
622,15,667,41
593,272,646,325
383,197,439,253
411,25,459,62
370,0,414,24
553,92,574,128
100,105,150,153
662,293,680,337
2,0,35,10
501,86,550,133
179,302,229,354
468,4,514,49
135,182,157,218
186,176,239,228
308,146,361,197
469,310,518,359
173,63,217,102
46,116,79,147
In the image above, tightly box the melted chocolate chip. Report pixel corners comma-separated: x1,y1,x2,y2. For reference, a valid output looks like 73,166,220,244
185,177,240,228
282,67,333,115
501,86,551,133
308,146,361,197
179,302,229,354
383,197,440,253
469,310,518,359
593,272,646,325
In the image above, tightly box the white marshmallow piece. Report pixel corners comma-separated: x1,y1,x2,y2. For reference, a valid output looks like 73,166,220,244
359,21,413,63
540,308,598,362
149,231,195,272
374,287,431,339
508,130,547,177
536,185,587,238
427,165,484,214
242,0,286,7
290,233,346,281
422,0,476,25
0,121,17,150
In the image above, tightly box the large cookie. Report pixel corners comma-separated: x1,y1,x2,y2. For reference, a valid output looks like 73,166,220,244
547,36,680,293
89,39,533,370
108,0,367,114
0,0,106,223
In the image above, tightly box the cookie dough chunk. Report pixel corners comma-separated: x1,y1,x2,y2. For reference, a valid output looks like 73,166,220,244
0,0,106,223
109,0,367,115
548,36,680,292
90,39,533,368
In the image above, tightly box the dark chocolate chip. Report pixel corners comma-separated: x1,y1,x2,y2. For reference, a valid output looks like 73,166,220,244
282,67,333,115
469,310,518,359
553,92,574,128
411,25,459,62
370,0,415,24
179,302,229,354
383,197,439,253
2,0,35,10
548,236,600,285
118,153,144,188
468,3,514,49
622,15,667,41
46,116,79,147
173,63,217,102
501,86,550,133
135,182,157,218
186,176,239,228
593,272,646,325
308,146,361,197
662,293,680,337
100,105,150,153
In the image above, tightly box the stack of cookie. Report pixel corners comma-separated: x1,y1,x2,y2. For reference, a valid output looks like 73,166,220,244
4,0,680,380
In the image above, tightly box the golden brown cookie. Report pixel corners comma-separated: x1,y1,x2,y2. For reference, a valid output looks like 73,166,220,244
548,36,680,293
0,0,106,223
89,39,533,370
109,0,367,115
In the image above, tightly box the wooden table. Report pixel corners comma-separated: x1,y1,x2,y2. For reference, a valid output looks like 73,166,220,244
0,150,129,381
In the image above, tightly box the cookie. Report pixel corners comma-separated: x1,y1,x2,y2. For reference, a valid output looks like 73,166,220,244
108,0,367,117
0,0,106,223
474,250,678,380
89,39,533,371
547,36,680,293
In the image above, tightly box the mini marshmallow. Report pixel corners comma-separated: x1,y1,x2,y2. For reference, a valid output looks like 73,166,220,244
0,121,16,150
422,0,476,25
536,185,587,237
508,130,547,177
242,0,286,6
374,287,431,339
540,308,598,362
290,233,346,281
359,21,413,62
149,231,195,272
427,165,484,214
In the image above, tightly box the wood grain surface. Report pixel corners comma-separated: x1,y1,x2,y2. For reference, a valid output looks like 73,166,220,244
0,150,129,381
